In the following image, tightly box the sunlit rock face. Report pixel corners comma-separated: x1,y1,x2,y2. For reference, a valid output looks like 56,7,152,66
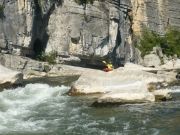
0,0,33,55
46,0,134,66
0,0,180,66
131,0,180,35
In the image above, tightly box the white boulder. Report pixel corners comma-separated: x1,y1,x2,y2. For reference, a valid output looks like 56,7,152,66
68,65,174,104
143,54,161,67
161,59,180,69
0,64,23,88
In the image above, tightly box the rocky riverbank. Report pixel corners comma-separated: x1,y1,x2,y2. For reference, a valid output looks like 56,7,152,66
0,54,180,105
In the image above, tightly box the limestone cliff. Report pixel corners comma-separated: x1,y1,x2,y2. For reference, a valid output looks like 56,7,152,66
0,0,179,66
131,0,180,35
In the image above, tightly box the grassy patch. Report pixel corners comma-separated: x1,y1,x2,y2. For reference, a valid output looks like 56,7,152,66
37,51,57,65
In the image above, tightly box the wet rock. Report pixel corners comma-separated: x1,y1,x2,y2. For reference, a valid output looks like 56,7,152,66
176,73,180,80
92,93,155,106
152,89,172,101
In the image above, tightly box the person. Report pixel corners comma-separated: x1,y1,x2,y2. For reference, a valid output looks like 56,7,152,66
102,61,113,72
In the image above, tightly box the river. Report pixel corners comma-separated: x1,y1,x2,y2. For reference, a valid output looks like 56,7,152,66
0,77,180,135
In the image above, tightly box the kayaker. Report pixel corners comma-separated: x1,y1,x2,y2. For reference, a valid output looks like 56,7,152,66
102,61,113,72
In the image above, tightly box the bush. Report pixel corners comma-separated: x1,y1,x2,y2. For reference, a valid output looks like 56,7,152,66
137,28,163,57
0,5,4,12
37,51,57,65
162,27,180,57
137,27,180,57
0,4,4,18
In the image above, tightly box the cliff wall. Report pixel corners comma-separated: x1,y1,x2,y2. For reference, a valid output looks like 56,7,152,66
0,0,179,66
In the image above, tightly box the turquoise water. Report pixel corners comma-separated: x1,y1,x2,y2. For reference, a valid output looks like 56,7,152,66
0,81,180,135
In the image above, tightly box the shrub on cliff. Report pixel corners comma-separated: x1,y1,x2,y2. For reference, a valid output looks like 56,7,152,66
0,5,4,19
137,27,180,58
37,52,57,65
162,28,180,57
137,28,163,57
0,5,4,12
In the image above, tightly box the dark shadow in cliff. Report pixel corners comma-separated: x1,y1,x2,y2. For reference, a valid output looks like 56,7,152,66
108,23,124,68
33,38,43,57
29,0,64,58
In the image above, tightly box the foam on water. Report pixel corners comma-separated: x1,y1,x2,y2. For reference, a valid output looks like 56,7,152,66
170,86,180,93
0,83,179,135
0,84,70,134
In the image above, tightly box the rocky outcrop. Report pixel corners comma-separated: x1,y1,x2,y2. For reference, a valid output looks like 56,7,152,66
0,64,23,89
68,63,177,104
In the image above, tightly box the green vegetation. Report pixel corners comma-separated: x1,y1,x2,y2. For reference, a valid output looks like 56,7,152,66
163,28,180,57
137,27,180,57
0,5,4,14
37,51,57,65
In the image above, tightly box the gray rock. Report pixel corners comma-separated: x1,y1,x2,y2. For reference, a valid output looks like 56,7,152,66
143,54,161,67
0,64,23,89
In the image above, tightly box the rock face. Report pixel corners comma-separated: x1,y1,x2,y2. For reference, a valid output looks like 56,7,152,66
131,0,180,35
45,0,135,66
0,0,179,66
0,64,23,89
0,0,62,56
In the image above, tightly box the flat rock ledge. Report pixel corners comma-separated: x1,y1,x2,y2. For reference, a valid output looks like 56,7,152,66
0,64,23,89
69,63,177,105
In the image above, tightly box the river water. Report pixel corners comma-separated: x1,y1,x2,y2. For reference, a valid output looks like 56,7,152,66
0,78,180,135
